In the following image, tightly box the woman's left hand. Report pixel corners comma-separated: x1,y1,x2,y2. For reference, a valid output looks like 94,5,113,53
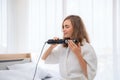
68,40,88,78
68,40,81,55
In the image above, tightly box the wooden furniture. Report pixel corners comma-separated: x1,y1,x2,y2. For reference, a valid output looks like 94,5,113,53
0,53,31,70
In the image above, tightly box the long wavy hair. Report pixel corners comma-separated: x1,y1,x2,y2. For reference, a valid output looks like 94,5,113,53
62,15,90,47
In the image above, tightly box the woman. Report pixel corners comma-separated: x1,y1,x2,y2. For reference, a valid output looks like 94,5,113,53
42,15,97,80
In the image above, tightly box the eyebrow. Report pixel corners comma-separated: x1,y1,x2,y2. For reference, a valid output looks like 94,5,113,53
64,25,69,27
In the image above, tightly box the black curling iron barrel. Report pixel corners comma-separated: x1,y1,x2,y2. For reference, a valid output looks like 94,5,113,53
46,39,79,44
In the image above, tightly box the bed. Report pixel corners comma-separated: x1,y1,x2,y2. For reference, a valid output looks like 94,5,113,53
0,53,31,70
0,53,61,80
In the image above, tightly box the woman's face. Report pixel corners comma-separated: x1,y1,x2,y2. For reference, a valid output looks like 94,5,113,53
62,19,73,38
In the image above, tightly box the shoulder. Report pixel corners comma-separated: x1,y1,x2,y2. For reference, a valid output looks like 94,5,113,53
83,43,94,51
82,40,97,65
82,40,96,56
82,39,94,50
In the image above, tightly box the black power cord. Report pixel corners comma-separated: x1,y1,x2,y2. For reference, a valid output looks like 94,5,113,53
32,42,47,80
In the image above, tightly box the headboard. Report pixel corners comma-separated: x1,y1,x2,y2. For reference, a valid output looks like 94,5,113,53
0,53,31,70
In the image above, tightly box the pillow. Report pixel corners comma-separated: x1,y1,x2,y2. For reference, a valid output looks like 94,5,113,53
7,62,52,79
7,62,35,70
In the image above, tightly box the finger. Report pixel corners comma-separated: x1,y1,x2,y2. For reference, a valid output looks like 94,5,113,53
69,40,77,47
68,40,72,48
53,37,59,40
68,40,77,49
78,42,81,47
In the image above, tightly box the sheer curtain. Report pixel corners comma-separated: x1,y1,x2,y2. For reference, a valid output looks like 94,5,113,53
0,0,30,53
7,0,30,53
113,0,120,80
0,0,7,53
29,0,63,60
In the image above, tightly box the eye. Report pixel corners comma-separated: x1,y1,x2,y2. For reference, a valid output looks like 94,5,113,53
63,25,69,29
65,25,69,28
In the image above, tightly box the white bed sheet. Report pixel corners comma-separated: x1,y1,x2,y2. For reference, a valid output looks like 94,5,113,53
0,62,61,80
0,69,40,80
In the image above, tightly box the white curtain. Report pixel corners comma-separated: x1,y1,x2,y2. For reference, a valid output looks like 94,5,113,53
0,0,30,53
7,0,30,53
113,0,120,80
29,0,63,57
0,0,7,53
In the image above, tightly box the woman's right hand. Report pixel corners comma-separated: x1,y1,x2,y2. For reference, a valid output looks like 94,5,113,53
42,37,59,60
50,37,59,48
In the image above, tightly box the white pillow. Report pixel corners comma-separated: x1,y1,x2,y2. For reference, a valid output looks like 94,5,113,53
7,62,52,79
7,62,35,70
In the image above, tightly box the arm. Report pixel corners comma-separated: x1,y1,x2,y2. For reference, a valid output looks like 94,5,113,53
42,45,55,60
68,40,88,78
42,37,59,60
75,50,88,78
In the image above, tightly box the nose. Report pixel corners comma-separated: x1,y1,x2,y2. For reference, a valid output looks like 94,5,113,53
63,28,66,33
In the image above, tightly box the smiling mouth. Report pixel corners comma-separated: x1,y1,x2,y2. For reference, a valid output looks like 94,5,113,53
64,34,68,36
64,33,68,35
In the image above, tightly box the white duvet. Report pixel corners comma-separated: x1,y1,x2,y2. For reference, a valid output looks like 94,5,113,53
0,69,41,80
0,62,60,80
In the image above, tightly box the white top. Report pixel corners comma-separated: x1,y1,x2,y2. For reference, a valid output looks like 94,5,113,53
45,40,97,80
